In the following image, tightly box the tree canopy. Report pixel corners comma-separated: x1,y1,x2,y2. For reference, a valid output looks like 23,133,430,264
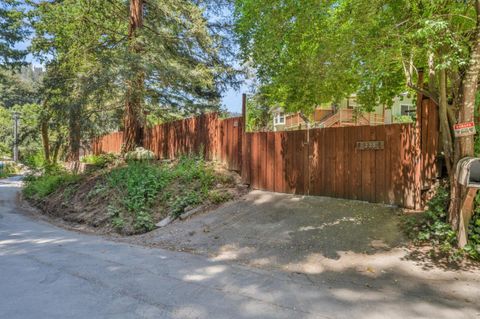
234,0,477,113
0,0,241,161
0,0,28,67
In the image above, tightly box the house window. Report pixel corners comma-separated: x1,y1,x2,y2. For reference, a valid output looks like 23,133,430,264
274,113,285,125
400,104,414,116
348,97,357,109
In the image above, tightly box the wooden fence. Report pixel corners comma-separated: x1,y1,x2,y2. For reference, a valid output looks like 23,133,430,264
92,113,243,171
92,131,123,155
92,96,439,209
243,124,420,208
143,113,220,161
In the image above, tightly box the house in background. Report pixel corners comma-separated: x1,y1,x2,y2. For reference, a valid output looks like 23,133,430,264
272,107,333,131
272,93,415,131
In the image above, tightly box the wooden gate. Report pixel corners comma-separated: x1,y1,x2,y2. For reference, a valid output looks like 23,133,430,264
240,93,439,210
217,117,243,171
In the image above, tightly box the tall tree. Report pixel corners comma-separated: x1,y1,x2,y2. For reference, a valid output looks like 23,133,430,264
31,0,237,154
0,0,28,67
123,0,145,152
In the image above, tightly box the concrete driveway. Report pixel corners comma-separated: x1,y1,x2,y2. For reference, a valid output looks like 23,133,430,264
134,191,408,271
1,177,480,318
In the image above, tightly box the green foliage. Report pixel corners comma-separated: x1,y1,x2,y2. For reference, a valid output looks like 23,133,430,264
81,154,116,168
464,194,480,261
124,148,156,161
99,155,218,233
393,115,414,124
0,102,43,160
406,188,454,244
173,155,214,187
170,192,202,217
0,0,29,67
62,184,76,203
234,0,477,115
403,187,480,262
0,161,19,178
208,189,233,204
24,153,235,235
87,183,107,200
246,93,272,132
106,161,168,232
23,172,81,200
31,0,236,123
1,1,237,165
23,150,47,169
469,100,480,260
0,66,43,109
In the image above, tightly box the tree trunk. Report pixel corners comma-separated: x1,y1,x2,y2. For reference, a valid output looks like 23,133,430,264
122,0,144,153
40,119,50,165
52,138,62,164
439,68,454,175
67,104,82,162
448,0,480,229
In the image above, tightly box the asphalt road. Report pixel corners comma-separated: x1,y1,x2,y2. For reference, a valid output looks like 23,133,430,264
1,176,479,319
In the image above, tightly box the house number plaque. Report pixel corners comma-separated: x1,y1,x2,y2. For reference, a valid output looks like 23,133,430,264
356,141,384,151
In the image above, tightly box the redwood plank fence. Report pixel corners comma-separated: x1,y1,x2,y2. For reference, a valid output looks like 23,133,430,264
92,96,439,209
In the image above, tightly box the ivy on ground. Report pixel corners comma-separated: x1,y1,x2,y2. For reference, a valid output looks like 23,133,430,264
403,186,480,262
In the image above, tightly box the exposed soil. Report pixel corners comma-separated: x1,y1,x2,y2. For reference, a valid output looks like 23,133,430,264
25,162,248,236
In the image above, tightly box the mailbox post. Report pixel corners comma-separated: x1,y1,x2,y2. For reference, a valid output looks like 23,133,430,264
456,157,480,247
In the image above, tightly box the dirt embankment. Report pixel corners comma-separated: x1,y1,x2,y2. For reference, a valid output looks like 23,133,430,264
26,162,248,236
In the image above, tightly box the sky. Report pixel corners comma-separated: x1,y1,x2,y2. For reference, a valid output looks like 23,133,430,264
222,87,246,114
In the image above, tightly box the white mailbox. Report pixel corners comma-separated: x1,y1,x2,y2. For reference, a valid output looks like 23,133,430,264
456,157,480,188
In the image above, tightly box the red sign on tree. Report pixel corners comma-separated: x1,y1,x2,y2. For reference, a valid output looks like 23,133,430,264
453,122,476,137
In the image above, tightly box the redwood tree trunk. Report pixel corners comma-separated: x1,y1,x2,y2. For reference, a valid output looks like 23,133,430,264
67,104,82,162
448,0,480,229
122,0,145,153
40,118,50,165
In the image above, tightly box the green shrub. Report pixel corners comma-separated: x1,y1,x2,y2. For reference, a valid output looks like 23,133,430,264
0,162,19,178
403,186,480,261
81,153,116,168
464,194,480,260
101,155,219,233
23,172,81,200
22,150,63,175
208,189,233,204
170,192,201,217
124,147,156,161
393,115,414,123
105,161,169,232
23,151,47,170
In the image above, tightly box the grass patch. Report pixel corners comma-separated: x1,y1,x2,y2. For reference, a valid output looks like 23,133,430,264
23,172,81,200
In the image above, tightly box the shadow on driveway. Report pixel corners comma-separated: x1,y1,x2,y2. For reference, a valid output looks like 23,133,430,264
133,190,406,272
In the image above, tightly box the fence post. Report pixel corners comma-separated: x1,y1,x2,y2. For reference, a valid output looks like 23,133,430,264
241,93,251,185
